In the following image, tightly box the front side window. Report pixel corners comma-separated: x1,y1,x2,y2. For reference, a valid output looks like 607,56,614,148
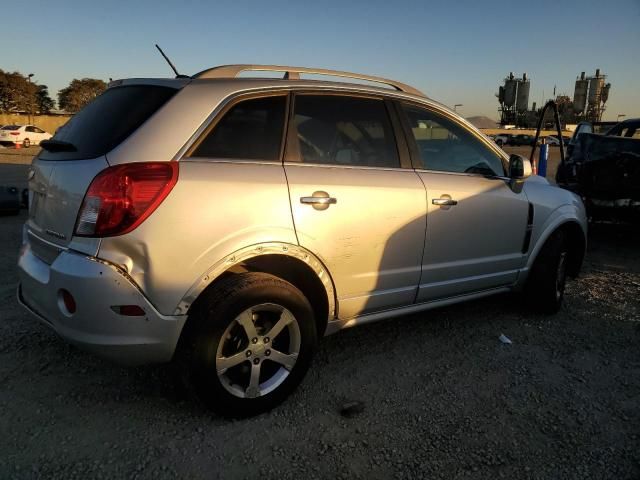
191,95,286,161
402,104,505,176
292,95,400,168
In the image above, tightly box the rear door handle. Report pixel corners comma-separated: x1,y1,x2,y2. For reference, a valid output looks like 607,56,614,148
432,197,458,206
300,191,337,210
300,197,337,205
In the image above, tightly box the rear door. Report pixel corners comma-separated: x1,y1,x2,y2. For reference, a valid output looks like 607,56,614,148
397,102,530,301
284,93,427,320
27,85,178,262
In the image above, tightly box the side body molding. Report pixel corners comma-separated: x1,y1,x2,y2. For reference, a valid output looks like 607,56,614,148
174,242,337,321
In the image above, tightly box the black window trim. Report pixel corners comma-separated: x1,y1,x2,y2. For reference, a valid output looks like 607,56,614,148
184,90,291,164
283,90,413,171
395,99,509,178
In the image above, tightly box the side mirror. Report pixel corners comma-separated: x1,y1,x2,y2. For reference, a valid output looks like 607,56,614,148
508,154,532,179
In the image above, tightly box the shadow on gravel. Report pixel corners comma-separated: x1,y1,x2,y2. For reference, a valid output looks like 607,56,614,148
586,220,640,273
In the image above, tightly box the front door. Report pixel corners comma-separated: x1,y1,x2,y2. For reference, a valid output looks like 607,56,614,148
398,102,530,301
284,94,427,320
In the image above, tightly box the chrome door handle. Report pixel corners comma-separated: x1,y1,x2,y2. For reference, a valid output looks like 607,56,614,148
300,191,337,210
432,197,458,206
300,197,337,205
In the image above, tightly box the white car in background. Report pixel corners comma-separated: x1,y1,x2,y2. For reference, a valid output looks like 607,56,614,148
494,134,512,146
0,125,52,148
544,135,571,146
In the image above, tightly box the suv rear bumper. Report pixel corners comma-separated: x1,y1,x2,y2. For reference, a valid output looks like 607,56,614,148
17,245,187,366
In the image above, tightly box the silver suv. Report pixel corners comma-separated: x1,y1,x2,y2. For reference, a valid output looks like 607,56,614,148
17,65,587,417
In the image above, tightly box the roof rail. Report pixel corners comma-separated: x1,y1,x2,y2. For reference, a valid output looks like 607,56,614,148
192,64,425,97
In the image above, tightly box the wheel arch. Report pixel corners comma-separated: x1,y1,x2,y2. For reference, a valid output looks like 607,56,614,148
175,243,337,338
526,215,586,280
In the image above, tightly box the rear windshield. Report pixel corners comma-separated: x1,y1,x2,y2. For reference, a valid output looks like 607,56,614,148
39,85,178,161
1,125,20,130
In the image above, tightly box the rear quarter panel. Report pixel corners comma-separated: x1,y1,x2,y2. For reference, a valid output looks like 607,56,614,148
97,161,297,315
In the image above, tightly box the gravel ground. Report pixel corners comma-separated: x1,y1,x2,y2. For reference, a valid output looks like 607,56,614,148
1,168,640,479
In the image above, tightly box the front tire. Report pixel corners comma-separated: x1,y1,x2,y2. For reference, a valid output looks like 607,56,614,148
181,273,317,417
525,230,569,314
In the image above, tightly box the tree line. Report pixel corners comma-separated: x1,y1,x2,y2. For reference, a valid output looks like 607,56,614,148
0,69,106,115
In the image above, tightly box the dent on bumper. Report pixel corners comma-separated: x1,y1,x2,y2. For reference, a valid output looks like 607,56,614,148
17,245,187,366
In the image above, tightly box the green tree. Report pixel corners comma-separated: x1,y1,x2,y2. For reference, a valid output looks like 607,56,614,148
35,84,55,114
58,78,107,113
0,69,34,113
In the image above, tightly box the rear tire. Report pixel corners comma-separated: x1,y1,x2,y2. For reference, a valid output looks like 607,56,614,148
179,272,317,417
525,230,569,314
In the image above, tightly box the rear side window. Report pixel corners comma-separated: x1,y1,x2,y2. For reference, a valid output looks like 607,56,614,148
292,95,400,168
402,104,505,176
190,95,286,161
39,85,177,161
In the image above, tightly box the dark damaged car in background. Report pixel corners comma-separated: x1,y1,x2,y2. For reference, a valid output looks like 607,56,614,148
557,118,640,221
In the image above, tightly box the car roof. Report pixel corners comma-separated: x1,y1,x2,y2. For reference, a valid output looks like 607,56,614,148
111,76,430,100
109,76,465,121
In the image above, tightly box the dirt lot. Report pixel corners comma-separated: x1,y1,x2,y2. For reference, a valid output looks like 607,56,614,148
1,150,639,479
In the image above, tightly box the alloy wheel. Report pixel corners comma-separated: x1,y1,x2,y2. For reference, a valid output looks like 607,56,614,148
215,303,301,399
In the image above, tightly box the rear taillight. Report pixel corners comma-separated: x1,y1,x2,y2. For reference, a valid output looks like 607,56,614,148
9,132,20,136
75,162,178,237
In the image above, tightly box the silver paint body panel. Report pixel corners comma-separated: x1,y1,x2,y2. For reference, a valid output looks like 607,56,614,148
416,171,530,300
17,76,587,364
284,163,426,320
17,245,186,365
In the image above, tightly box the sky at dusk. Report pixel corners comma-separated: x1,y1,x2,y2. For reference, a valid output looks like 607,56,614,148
2,0,639,120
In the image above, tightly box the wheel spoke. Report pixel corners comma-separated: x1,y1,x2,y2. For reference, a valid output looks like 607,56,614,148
216,351,247,374
265,311,293,340
246,363,262,398
236,309,258,340
268,348,298,370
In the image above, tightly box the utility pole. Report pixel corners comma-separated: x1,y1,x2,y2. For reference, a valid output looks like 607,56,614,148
27,73,34,125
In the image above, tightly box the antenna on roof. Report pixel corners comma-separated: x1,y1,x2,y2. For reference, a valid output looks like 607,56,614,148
155,44,189,79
